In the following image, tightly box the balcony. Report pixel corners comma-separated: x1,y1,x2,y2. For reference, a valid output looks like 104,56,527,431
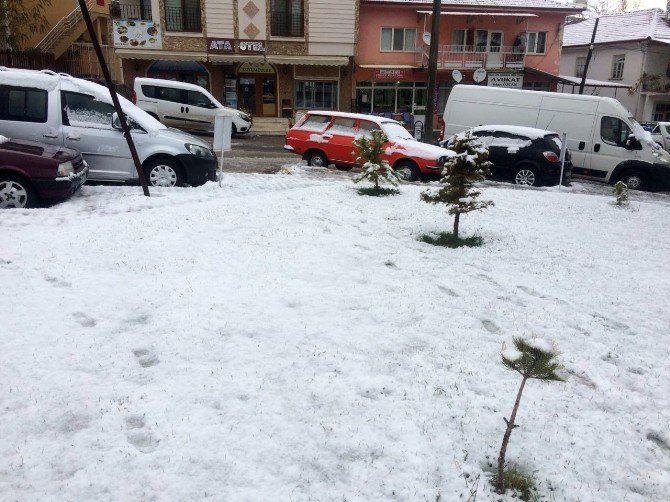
110,2,153,20
415,45,526,71
641,75,670,93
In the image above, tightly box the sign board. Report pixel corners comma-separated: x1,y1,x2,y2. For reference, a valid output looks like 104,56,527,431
488,72,524,88
473,68,487,83
208,38,266,54
373,68,410,80
213,113,233,152
113,20,162,50
237,62,275,74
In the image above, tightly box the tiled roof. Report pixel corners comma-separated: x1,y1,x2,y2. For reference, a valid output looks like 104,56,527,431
563,8,670,47
362,0,583,10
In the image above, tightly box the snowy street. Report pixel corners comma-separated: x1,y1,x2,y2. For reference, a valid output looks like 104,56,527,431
1,169,669,501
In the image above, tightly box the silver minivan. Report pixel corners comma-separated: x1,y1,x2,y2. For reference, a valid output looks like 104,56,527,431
0,68,218,187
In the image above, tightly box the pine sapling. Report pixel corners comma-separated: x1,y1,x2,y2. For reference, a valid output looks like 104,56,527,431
421,132,493,240
612,181,629,206
352,129,401,194
496,337,565,495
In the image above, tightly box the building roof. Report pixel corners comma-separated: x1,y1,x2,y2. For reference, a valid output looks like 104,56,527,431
563,8,670,47
362,0,583,11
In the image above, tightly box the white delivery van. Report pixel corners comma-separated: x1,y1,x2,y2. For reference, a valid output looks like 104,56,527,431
134,77,252,135
0,68,219,187
442,85,670,191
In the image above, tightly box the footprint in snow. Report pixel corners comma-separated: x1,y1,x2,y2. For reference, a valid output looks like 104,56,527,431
44,275,72,288
437,285,459,297
72,312,96,327
133,349,159,368
125,313,151,326
646,431,670,452
124,414,158,453
481,319,501,334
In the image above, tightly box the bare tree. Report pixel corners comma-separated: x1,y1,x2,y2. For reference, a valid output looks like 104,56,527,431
591,0,641,14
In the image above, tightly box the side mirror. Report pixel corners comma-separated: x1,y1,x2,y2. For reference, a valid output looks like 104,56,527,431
111,112,122,130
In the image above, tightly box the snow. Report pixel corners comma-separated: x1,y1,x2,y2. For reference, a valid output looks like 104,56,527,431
527,338,555,354
470,125,553,139
501,347,523,363
384,141,455,161
309,133,329,143
1,171,669,501
0,134,8,144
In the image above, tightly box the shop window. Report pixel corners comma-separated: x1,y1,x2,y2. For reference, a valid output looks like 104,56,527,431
271,0,304,37
380,28,416,52
523,32,547,54
295,81,337,109
611,55,625,80
354,81,427,116
165,0,201,32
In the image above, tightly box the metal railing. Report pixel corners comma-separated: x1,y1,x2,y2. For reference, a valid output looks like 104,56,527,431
0,50,55,70
57,43,121,81
642,76,670,93
37,0,97,53
165,5,201,32
415,45,526,71
117,3,153,20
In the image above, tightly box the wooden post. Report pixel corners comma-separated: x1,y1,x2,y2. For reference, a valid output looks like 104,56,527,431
77,0,150,196
578,17,599,95
424,0,441,144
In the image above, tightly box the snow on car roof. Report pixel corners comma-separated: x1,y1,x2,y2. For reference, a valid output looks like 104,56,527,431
304,110,401,126
470,125,556,138
135,77,210,93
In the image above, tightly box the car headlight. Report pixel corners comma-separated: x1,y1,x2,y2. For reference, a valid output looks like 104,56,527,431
237,111,250,122
185,143,214,160
57,161,74,177
438,156,448,165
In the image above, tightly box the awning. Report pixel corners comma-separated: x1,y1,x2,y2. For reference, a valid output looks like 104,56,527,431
525,68,631,89
116,49,208,61
417,11,537,17
358,64,420,69
265,55,349,66
208,54,265,63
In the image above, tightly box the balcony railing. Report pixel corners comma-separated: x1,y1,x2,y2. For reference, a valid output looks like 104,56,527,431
641,75,670,93
165,5,202,32
116,3,153,20
416,45,526,71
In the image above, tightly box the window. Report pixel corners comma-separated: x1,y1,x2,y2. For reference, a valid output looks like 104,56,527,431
358,120,381,137
524,32,547,54
489,31,502,53
327,117,356,136
452,30,467,52
271,0,304,38
295,81,338,109
380,28,416,52
299,114,332,131
0,86,48,123
475,30,488,52
611,55,625,80
653,103,670,121
61,91,116,129
187,90,214,108
354,81,426,115
165,0,201,32
575,57,586,78
600,116,631,147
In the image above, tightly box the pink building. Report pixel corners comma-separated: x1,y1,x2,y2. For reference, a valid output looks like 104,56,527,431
355,0,583,132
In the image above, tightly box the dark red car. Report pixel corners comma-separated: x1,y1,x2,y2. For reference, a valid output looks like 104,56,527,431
0,137,87,208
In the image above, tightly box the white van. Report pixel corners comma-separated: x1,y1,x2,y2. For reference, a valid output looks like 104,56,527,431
134,77,252,135
0,68,218,187
442,85,670,191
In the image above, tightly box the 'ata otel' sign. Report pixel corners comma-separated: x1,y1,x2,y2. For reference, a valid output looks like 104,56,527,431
208,38,266,54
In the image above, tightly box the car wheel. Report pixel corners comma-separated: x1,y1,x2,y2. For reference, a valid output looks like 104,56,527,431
232,124,238,136
307,151,328,167
144,158,185,188
619,170,648,191
0,175,36,209
513,165,540,186
335,165,353,171
396,160,420,182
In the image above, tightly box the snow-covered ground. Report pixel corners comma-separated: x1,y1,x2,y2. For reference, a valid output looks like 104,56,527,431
1,168,669,501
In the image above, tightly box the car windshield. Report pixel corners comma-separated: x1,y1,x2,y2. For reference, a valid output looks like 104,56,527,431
381,122,413,140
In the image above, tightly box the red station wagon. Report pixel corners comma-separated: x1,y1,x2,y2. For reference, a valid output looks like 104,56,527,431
284,111,454,181
0,136,88,208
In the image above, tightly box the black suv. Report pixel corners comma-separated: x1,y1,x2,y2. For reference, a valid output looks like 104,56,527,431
440,126,571,187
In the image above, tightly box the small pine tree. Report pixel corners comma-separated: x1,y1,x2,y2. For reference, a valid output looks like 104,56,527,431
353,130,401,191
612,181,629,206
496,337,565,494
421,133,493,239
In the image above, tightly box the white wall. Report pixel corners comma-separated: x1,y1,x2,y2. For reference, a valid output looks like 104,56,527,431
308,0,356,56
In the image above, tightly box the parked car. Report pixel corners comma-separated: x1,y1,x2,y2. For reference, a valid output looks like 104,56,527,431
650,122,670,150
440,125,571,187
0,68,217,187
0,135,87,208
284,111,454,181
442,85,670,191
133,77,252,135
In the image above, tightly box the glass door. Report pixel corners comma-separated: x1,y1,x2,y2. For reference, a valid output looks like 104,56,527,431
238,77,256,115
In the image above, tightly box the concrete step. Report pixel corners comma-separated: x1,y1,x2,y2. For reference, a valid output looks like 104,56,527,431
251,118,290,135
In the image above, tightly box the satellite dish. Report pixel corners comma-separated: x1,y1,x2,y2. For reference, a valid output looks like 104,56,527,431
452,69,463,83
473,68,487,83
422,32,431,45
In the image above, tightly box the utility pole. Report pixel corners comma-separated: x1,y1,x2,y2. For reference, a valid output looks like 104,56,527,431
424,0,441,143
77,0,150,196
578,17,599,95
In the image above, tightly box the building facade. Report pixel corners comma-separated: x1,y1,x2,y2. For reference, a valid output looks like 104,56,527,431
560,9,670,122
114,0,357,119
355,0,582,133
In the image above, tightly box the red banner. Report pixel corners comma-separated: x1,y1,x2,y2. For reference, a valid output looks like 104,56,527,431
373,68,410,81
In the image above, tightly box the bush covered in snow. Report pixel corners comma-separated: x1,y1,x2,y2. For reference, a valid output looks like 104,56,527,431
353,130,401,195
421,132,493,242
612,181,630,206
